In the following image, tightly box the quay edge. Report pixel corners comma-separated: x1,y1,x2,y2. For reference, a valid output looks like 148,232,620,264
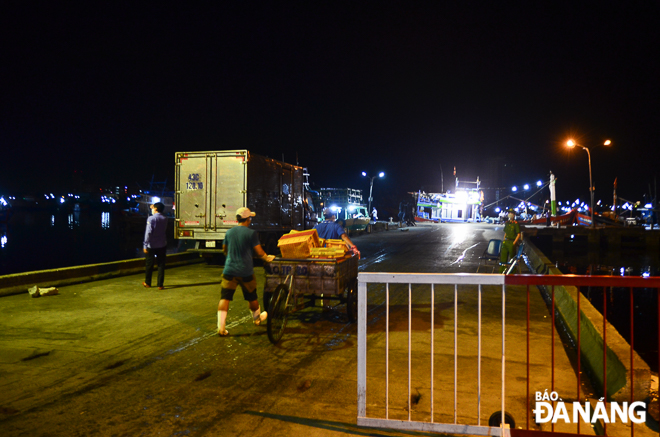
524,236,652,403
0,252,203,298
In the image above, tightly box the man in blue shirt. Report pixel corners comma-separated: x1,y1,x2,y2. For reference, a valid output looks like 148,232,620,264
143,202,168,289
314,209,359,256
217,207,275,336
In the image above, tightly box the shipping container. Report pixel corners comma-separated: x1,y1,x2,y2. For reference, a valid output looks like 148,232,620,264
174,150,320,255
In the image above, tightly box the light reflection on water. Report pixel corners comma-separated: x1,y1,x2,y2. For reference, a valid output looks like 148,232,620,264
0,209,180,276
68,211,80,229
101,212,110,229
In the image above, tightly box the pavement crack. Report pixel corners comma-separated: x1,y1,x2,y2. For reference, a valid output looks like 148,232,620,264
21,351,51,361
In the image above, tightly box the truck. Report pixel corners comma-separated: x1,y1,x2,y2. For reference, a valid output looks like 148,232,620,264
174,150,321,256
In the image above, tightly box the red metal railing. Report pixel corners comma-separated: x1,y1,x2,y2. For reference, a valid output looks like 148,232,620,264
505,275,660,437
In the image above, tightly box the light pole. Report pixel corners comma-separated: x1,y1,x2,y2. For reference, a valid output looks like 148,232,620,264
362,171,384,216
566,139,612,228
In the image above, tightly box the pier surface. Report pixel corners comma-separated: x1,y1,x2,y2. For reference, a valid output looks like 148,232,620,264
1,223,653,436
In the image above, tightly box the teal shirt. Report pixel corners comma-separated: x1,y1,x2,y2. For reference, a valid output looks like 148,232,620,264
223,226,260,277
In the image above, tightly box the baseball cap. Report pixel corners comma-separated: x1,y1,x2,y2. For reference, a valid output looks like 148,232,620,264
236,207,255,218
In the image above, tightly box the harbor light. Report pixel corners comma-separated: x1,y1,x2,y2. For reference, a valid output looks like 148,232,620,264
362,171,385,215
566,138,612,228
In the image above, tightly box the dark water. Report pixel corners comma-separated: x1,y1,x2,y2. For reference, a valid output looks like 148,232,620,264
531,235,660,373
0,209,182,276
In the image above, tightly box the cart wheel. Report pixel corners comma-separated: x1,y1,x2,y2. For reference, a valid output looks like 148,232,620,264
346,280,358,323
267,284,289,344
263,291,273,313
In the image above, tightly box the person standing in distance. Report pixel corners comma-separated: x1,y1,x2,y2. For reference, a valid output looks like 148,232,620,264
314,208,360,258
143,202,168,289
218,207,275,336
500,208,522,273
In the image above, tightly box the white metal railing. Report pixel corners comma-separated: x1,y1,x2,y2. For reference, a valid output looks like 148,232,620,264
356,272,509,437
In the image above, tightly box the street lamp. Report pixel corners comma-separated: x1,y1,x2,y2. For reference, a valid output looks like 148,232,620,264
362,171,384,215
566,139,612,228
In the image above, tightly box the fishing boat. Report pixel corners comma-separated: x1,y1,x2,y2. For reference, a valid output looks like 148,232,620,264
319,188,370,234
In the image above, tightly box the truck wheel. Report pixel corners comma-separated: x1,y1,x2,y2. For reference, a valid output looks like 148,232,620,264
205,254,225,265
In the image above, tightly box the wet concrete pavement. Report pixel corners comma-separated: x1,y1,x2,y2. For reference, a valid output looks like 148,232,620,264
0,223,634,436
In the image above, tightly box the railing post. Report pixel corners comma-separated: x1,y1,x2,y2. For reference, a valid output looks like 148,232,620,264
386,283,389,420
357,278,367,418
478,284,482,425
501,283,506,433
603,286,608,436
577,285,581,435
630,286,634,437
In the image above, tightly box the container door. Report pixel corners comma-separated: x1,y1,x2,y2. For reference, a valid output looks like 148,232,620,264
212,151,247,228
175,152,211,230
175,150,247,236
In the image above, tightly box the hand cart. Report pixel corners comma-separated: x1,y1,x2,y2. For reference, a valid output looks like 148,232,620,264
263,253,359,344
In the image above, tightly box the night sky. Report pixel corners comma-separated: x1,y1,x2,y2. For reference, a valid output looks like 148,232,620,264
2,2,659,214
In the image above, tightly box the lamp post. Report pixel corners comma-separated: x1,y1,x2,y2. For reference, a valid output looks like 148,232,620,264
566,139,612,228
362,171,384,216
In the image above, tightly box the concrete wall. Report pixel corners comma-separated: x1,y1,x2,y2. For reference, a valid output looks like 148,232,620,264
0,252,203,297
524,238,651,402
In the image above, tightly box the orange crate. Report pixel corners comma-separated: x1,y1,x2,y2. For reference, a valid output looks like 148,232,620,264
277,229,320,259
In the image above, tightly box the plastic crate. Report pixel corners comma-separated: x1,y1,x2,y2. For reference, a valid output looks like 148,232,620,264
325,239,346,250
310,247,345,258
277,229,320,259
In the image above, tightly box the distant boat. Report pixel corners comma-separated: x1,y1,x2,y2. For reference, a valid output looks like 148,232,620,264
134,176,175,217
319,188,370,234
522,209,622,227
0,197,13,222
